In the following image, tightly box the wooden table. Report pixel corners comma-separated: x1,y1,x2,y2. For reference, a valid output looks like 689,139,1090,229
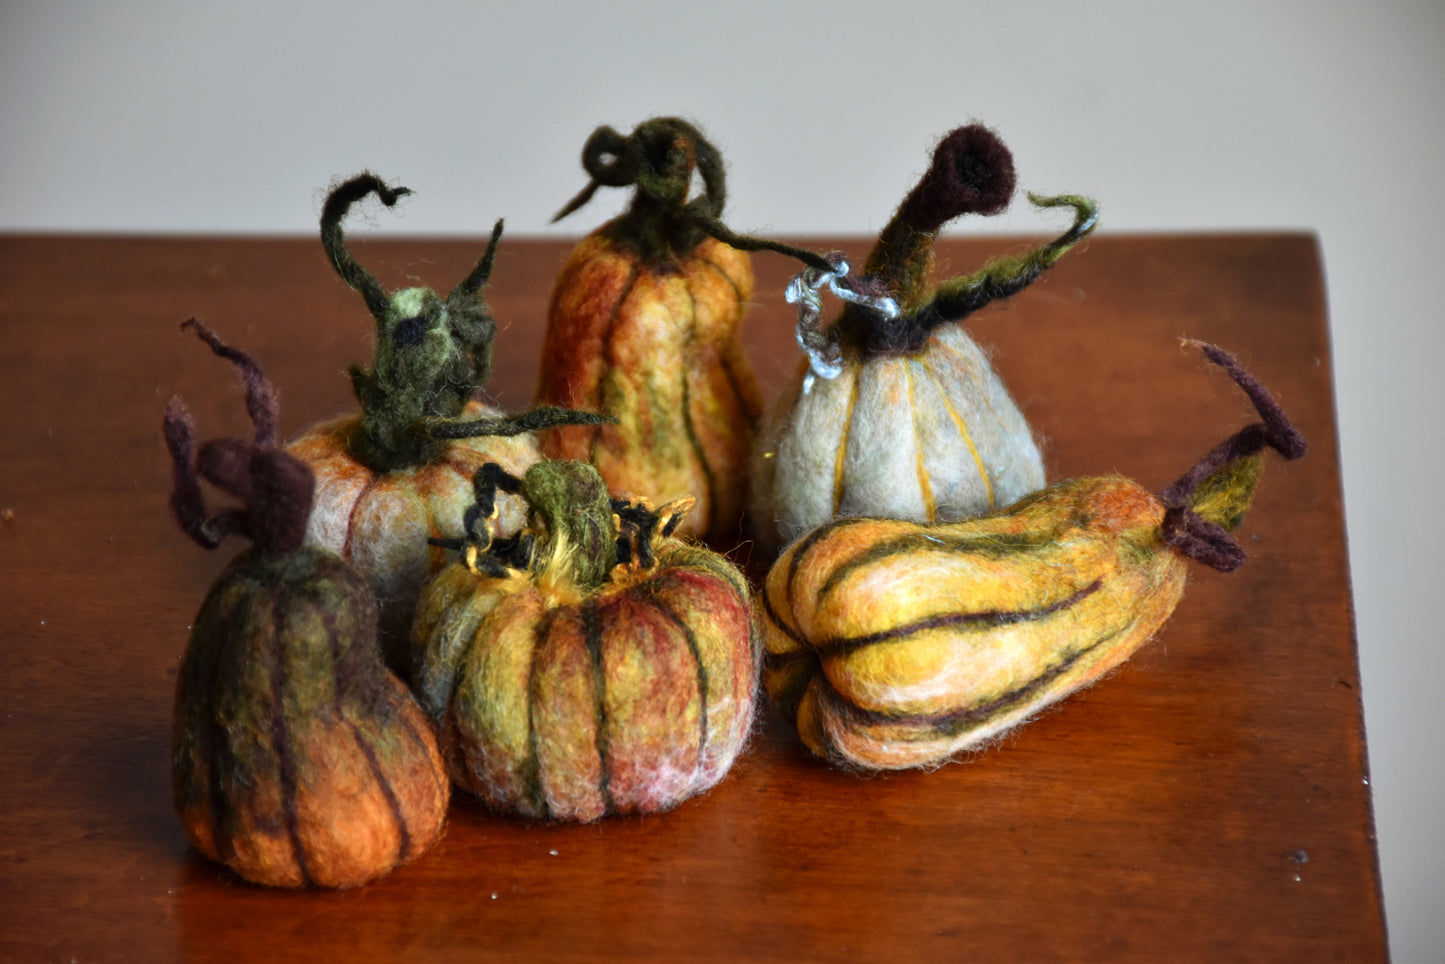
0,234,1384,961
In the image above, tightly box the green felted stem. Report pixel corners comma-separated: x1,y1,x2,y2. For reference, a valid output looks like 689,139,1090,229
321,173,505,472
858,124,1018,313
520,461,618,593
1188,455,1263,531
916,194,1098,324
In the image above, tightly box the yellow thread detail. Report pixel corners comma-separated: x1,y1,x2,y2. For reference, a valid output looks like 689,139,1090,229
918,357,993,509
905,365,937,522
832,359,861,515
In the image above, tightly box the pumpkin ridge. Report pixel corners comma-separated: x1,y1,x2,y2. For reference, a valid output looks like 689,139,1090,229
592,260,643,469
904,364,937,522
327,620,411,864
948,334,1016,483
759,580,807,652
832,360,862,515
695,253,745,303
678,283,719,533
523,609,553,820
839,617,1131,737
783,516,875,633
342,715,410,863
340,473,383,559
814,576,1103,659
391,696,450,820
199,595,239,864
916,355,994,509
645,591,710,773
582,600,616,814
815,527,1068,605
268,583,312,888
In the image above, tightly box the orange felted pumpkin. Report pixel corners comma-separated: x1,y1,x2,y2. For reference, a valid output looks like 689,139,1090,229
750,125,1097,556
413,459,760,822
286,173,606,672
165,321,448,889
536,117,832,544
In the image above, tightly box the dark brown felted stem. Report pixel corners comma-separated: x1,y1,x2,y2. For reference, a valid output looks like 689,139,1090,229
1158,342,1308,572
319,174,505,472
858,125,1017,311
321,172,413,320
165,321,315,558
553,116,830,271
859,194,1098,354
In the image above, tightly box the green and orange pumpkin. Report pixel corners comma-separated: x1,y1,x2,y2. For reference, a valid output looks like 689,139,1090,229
413,459,760,822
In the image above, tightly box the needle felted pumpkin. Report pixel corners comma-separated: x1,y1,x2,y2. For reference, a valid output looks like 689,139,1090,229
760,342,1306,771
750,124,1098,556
535,117,832,544
412,458,760,822
165,320,449,888
285,173,607,671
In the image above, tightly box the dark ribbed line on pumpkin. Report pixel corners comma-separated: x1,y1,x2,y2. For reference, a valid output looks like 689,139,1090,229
583,601,616,813
832,365,861,515
326,608,411,863
394,704,449,809
784,515,877,609
522,611,553,821
696,254,745,303
200,597,239,865
269,584,312,888
341,474,383,559
678,283,719,534
649,593,711,768
821,620,1129,742
816,527,1067,606
591,261,643,470
759,582,807,651
807,578,1103,660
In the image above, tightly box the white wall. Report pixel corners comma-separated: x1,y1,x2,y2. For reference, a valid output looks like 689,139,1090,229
3,1,1441,956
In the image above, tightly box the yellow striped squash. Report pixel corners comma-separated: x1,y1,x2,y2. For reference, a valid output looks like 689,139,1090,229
760,342,1306,770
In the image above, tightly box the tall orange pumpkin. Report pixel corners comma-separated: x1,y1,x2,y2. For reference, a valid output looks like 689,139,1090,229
536,118,830,545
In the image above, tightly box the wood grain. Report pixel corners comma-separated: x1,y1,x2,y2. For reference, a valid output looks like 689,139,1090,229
0,233,1383,961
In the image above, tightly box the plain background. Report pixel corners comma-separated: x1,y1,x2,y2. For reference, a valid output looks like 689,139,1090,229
2,1,1440,957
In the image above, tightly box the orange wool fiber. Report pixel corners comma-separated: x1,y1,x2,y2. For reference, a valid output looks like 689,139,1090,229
165,321,448,889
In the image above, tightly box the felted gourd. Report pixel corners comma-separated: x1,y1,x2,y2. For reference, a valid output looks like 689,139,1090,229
760,342,1306,771
412,458,760,822
535,117,833,544
286,173,606,671
164,320,448,888
750,124,1098,556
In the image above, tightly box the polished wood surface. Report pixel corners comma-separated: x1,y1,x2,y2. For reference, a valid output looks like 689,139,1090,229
0,233,1383,961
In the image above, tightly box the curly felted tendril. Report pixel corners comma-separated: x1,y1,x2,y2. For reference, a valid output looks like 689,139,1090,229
1158,342,1309,572
164,319,313,556
823,124,1098,357
321,172,523,471
552,117,831,271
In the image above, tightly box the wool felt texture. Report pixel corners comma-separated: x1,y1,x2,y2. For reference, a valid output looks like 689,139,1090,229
413,459,760,823
292,172,609,673
165,320,448,889
758,342,1306,771
536,117,828,544
750,125,1098,557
